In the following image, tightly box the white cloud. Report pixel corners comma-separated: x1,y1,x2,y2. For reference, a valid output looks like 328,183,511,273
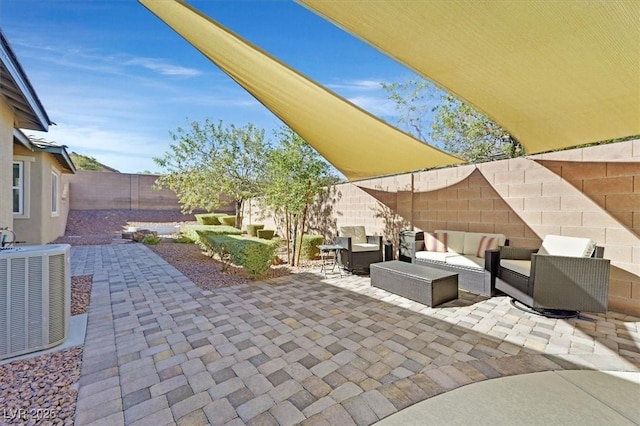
347,96,397,117
326,79,384,92
126,58,202,77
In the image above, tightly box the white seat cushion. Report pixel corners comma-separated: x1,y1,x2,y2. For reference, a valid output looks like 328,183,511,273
445,254,484,269
500,259,532,276
339,226,367,244
538,235,596,257
415,251,461,263
351,243,379,252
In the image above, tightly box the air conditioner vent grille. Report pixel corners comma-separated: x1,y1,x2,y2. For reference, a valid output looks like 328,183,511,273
0,260,7,356
28,257,44,347
0,245,70,360
10,257,26,353
48,254,65,344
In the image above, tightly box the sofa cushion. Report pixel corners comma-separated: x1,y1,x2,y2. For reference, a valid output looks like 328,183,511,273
537,234,596,257
351,243,380,253
462,232,507,256
435,230,465,253
475,236,500,258
445,254,484,269
339,226,367,244
425,232,448,252
415,251,461,263
500,259,532,277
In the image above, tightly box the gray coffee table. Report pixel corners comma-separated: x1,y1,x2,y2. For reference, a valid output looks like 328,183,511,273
370,260,458,307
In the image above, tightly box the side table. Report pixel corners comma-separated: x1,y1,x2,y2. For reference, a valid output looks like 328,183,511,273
317,244,343,277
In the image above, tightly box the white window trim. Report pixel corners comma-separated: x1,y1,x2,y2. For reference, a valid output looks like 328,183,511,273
12,161,23,215
12,155,34,219
51,168,60,217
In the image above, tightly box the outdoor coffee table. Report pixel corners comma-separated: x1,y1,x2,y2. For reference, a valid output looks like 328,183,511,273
370,260,458,307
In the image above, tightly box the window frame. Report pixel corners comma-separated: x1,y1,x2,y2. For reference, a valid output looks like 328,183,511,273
51,168,60,216
12,160,24,215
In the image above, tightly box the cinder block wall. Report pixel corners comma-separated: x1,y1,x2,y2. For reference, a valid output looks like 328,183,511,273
250,140,640,316
65,171,182,210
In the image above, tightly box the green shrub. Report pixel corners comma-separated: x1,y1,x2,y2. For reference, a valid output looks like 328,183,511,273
173,235,194,244
142,235,161,245
181,225,241,252
206,235,280,279
194,213,227,225
296,234,323,260
257,229,275,240
219,215,236,227
246,224,265,237
182,224,241,241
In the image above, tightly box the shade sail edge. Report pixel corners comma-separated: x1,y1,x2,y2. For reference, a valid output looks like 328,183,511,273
139,0,466,181
298,0,640,155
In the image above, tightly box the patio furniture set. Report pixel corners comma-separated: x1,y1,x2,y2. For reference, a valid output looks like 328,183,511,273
323,226,611,318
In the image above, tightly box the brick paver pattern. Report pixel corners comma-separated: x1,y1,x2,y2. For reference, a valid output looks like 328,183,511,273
72,245,640,425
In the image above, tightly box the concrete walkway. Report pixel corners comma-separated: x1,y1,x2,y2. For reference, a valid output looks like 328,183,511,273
72,244,640,425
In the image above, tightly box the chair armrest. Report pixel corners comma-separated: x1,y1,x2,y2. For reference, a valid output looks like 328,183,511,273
484,249,500,272
530,254,610,312
367,235,382,248
500,246,538,260
335,236,352,250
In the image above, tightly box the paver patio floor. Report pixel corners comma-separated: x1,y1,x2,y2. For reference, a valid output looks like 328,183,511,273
72,244,640,425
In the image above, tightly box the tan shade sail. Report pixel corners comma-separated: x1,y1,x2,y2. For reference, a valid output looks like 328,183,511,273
299,0,640,154
139,0,464,181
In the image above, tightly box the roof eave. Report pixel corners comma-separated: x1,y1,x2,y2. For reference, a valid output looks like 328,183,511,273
0,30,51,131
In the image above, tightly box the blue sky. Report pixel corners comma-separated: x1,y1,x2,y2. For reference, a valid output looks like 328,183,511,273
1,0,425,174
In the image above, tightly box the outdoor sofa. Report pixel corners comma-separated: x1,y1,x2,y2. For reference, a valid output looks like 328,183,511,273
409,230,508,297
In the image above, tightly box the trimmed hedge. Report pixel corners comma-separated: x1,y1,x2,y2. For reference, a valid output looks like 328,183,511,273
257,229,275,240
296,234,323,260
206,235,280,278
246,224,265,237
181,224,241,250
194,213,228,225
219,215,236,227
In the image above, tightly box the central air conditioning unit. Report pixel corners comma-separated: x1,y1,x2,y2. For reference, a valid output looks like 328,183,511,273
0,244,71,360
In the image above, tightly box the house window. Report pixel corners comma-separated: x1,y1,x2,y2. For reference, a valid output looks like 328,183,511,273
51,170,59,216
12,161,23,214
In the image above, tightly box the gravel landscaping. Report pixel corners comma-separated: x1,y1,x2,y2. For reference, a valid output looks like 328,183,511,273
3,210,324,424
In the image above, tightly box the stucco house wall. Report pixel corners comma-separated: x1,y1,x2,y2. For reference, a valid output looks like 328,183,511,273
0,101,13,230
12,144,71,245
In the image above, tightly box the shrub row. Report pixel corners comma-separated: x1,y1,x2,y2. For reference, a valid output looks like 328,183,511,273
206,235,280,278
182,224,241,250
194,213,229,225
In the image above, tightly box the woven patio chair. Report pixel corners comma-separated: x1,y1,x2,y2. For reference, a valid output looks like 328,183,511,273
335,226,382,274
496,235,610,316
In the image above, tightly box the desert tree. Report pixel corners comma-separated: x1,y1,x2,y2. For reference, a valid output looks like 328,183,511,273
382,78,523,161
262,126,338,266
154,119,269,229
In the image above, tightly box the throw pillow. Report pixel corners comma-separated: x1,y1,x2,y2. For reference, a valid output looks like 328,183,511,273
425,232,448,252
476,236,499,258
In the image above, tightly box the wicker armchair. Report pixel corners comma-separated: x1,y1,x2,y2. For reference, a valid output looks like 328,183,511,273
335,226,382,274
496,235,610,315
